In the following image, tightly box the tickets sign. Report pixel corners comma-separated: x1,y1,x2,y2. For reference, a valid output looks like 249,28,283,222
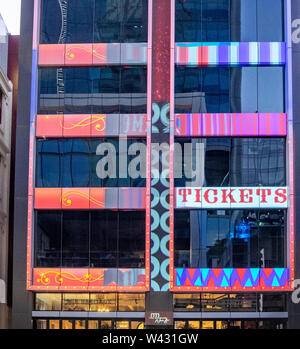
175,187,288,209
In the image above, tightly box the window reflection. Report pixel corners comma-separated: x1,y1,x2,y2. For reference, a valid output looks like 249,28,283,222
89,293,117,312
175,67,284,114
49,320,60,329
36,138,147,188
75,320,86,329
118,293,145,312
174,138,286,188
62,211,90,268
201,294,229,312
41,0,148,44
88,320,99,329
173,294,201,312
35,293,62,311
35,211,145,268
36,211,61,267
175,0,283,42
229,293,257,312
62,293,90,311
174,209,285,268
62,320,73,329
38,67,147,115
116,321,130,329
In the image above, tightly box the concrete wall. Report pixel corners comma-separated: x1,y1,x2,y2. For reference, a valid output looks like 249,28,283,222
0,14,13,329
11,0,34,329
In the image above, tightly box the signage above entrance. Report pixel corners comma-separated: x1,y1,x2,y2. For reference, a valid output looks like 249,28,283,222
175,187,288,209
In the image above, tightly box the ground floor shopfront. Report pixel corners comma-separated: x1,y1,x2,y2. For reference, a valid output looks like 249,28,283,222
31,291,289,329
33,318,287,330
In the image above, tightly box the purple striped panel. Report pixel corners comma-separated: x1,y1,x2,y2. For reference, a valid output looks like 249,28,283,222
259,42,271,65
175,113,287,137
176,43,286,65
238,42,250,65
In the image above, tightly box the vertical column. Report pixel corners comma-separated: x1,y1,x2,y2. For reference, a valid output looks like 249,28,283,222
288,0,300,329
150,0,171,291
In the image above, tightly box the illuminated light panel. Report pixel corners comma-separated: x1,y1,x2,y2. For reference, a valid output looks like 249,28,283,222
176,42,286,66
175,113,286,137
175,187,288,209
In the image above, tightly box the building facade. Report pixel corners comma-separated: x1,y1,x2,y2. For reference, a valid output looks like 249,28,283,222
0,15,13,329
12,0,300,329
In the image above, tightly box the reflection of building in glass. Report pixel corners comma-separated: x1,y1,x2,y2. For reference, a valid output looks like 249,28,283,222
13,0,298,330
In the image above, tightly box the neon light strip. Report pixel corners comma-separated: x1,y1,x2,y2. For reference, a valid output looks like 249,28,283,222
27,0,39,290
175,113,287,137
174,268,291,291
31,268,147,292
38,43,147,66
285,0,295,286
169,0,175,291
36,114,147,137
145,0,153,291
176,42,286,66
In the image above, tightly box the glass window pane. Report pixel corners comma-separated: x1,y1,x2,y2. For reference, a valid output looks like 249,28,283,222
243,321,257,329
64,68,93,114
88,320,99,329
66,0,94,43
131,321,144,329
216,321,228,329
35,211,61,267
118,293,145,312
121,0,148,42
173,294,201,312
75,320,86,329
201,294,229,312
62,320,73,329
94,0,121,43
257,0,283,41
36,140,62,188
62,211,89,267
229,293,257,312
258,210,285,268
38,68,64,114
90,212,118,268
35,293,62,311
118,211,145,268
261,294,286,312
175,67,284,114
49,320,60,329
231,67,258,113
116,321,130,329
175,138,286,188
40,0,63,44
201,0,230,42
62,293,89,311
258,67,284,113
175,0,283,42
201,321,214,329
89,293,117,312
120,66,147,113
230,0,257,42
100,320,113,329
61,139,91,187
36,319,47,329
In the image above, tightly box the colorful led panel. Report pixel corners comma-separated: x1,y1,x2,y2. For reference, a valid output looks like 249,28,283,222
176,42,286,66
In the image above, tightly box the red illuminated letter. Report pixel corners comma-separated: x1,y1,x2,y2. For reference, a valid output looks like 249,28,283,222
240,188,253,203
221,189,236,204
203,189,218,204
178,188,192,202
256,188,271,203
275,188,287,204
